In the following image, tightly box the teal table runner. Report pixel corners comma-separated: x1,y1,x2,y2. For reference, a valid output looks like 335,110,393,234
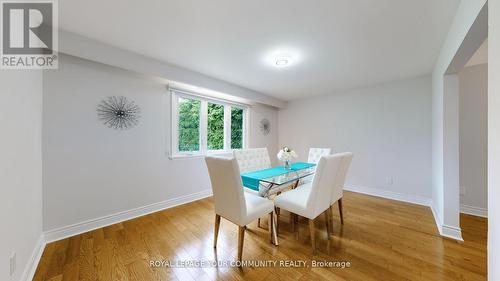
241,162,316,191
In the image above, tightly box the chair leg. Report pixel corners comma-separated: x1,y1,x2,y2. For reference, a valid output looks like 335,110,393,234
214,214,221,248
324,211,331,239
268,212,273,243
258,218,261,228
338,198,344,225
268,211,278,245
274,207,280,231
272,210,279,245
238,226,245,262
308,219,316,254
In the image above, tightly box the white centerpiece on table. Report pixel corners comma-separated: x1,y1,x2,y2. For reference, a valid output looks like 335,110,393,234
277,146,298,170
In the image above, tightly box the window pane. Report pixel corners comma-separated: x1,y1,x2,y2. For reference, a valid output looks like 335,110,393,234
231,107,244,149
207,103,224,150
178,97,200,152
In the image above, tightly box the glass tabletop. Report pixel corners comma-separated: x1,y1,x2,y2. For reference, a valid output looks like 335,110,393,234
259,165,316,185
241,162,317,196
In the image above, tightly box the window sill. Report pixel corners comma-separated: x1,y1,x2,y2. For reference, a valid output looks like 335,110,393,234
168,150,234,160
168,154,204,160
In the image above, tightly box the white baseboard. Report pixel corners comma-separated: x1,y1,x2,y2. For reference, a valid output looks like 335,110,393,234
430,201,464,241
20,234,46,281
344,186,464,241
441,224,464,241
44,189,212,243
430,202,442,232
460,204,488,218
344,185,432,207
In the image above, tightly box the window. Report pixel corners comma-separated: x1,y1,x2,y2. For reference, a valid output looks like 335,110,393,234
171,89,247,158
207,103,224,150
178,97,200,152
231,107,244,149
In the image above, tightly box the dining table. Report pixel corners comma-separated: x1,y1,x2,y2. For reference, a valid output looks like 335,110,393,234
240,162,317,197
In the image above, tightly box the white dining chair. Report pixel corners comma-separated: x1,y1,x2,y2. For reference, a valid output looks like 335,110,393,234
327,152,353,227
233,148,294,194
234,147,292,226
205,156,278,262
308,148,332,164
302,148,332,184
233,148,273,226
233,148,272,174
274,154,343,253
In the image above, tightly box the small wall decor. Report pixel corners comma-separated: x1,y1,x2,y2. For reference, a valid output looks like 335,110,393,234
259,118,271,135
97,96,141,130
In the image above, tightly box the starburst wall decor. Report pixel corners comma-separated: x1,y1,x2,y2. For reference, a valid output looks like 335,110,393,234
97,96,141,130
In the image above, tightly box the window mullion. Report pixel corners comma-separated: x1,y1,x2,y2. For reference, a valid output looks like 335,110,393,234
200,100,208,154
224,105,231,151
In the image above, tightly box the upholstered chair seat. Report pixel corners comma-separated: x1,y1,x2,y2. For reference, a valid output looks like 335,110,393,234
275,154,343,252
205,156,278,262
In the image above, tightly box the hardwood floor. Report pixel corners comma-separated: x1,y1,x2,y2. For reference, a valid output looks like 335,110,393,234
33,191,487,281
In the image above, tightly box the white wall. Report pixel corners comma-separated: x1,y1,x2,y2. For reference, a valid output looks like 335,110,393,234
459,64,488,214
488,0,500,279
42,55,279,232
248,104,280,165
279,76,432,202
0,71,43,281
466,39,488,67
442,74,461,237
431,0,487,239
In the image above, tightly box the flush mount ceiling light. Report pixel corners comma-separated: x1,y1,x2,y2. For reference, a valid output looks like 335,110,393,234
273,54,293,67
264,48,302,69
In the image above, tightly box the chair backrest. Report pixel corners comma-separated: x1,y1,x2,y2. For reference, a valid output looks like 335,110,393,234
306,154,343,217
205,156,246,224
308,148,332,164
330,152,353,204
233,148,271,173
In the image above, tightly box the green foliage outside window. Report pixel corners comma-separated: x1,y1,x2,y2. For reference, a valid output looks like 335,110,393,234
178,98,200,151
177,96,244,152
231,107,243,149
207,103,224,150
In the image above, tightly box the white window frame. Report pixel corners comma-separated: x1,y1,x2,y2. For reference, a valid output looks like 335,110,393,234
170,88,248,159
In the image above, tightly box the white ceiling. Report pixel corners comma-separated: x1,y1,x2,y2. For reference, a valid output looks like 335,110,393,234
59,0,460,101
